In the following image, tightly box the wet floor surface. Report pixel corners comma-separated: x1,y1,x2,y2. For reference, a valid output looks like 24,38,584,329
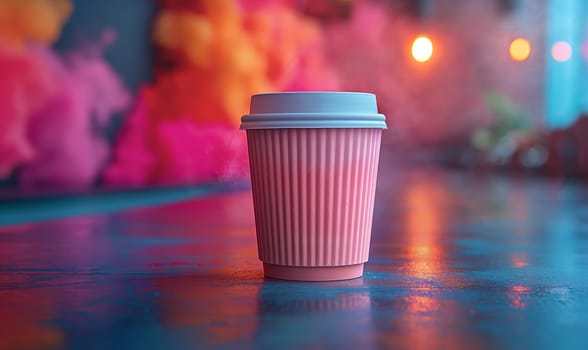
1,163,588,349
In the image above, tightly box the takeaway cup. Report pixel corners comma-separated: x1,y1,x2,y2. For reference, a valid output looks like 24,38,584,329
240,92,387,281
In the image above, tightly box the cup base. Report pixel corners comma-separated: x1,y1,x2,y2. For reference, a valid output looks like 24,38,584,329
263,263,364,281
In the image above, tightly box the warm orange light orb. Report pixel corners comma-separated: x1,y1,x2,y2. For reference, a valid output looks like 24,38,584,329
552,41,572,62
411,36,433,63
509,37,531,61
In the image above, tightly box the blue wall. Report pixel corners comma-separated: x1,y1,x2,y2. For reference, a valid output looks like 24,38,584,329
54,0,157,91
546,0,588,128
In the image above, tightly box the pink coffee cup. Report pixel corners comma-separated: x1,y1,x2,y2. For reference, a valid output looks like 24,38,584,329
241,92,387,281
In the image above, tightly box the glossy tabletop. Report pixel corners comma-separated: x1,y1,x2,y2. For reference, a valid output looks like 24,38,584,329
1,159,588,349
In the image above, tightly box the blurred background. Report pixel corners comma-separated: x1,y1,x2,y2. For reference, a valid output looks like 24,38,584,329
1,0,587,197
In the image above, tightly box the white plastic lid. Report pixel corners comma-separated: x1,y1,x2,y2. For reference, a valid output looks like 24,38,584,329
240,92,388,130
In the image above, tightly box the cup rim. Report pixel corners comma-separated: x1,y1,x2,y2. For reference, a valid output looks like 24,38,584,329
241,91,388,130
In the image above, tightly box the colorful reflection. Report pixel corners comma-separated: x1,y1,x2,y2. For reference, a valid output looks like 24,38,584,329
152,272,261,347
378,294,484,350
0,216,134,348
255,280,374,349
128,192,258,272
0,191,262,348
143,232,260,345
508,184,532,269
403,177,447,280
2,168,588,348
507,285,531,309
511,254,529,268
373,173,485,349
0,286,63,349
405,295,440,314
131,192,263,346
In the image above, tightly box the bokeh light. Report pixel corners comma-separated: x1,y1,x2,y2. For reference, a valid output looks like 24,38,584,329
509,37,531,61
551,41,572,62
411,36,433,63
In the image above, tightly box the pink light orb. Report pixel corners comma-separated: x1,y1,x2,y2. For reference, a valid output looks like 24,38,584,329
551,41,572,62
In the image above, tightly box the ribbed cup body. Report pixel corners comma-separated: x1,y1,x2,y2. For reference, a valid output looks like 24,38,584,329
246,128,382,267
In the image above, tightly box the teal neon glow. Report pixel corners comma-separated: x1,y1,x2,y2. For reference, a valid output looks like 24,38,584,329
546,0,588,128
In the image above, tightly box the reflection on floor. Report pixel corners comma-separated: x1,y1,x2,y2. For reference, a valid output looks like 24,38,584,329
1,162,587,349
